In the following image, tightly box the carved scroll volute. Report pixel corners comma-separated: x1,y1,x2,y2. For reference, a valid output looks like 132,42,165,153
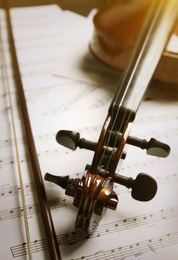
65,172,118,234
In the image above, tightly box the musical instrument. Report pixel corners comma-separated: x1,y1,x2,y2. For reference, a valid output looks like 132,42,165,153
45,0,177,235
90,0,178,85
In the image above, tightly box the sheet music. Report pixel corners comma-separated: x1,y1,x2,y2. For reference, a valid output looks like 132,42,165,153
0,4,178,260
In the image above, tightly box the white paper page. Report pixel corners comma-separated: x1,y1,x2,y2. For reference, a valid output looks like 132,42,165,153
0,4,178,260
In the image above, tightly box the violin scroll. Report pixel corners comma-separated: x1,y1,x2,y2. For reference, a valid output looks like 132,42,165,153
45,171,118,234
45,170,157,234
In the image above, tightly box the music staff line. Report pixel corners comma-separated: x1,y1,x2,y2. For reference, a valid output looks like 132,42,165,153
0,68,72,94
0,61,61,81
0,145,176,180
57,206,178,247
11,7,61,21
1,81,89,117
1,172,177,200
1,75,109,117
1,55,178,122
0,182,36,198
10,231,178,258
0,172,81,199
72,232,178,260
0,123,100,152
11,17,64,31
0,196,73,221
0,114,177,150
1,176,178,224
42,83,99,117
10,238,48,258
0,82,106,123
12,30,67,44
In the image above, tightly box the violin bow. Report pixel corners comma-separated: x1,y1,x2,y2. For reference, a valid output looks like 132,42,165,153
4,1,61,259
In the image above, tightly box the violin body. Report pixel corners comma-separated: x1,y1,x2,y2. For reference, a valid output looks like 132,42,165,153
90,0,178,85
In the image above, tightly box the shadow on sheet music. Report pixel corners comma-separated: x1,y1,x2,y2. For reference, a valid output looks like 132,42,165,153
56,47,178,104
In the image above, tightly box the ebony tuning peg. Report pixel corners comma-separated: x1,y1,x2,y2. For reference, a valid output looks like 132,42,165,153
127,136,170,158
56,130,127,159
45,171,157,202
114,173,157,201
56,130,97,151
44,173,71,189
56,130,170,158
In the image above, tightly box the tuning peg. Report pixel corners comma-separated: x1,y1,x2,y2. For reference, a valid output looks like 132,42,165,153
56,130,170,159
56,130,127,159
114,173,157,201
44,172,84,206
127,136,170,158
44,173,71,189
56,130,97,151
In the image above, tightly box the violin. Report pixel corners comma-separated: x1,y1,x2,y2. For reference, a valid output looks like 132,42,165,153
45,0,178,235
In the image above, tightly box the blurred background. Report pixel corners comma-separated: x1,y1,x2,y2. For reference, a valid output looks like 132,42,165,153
0,0,119,16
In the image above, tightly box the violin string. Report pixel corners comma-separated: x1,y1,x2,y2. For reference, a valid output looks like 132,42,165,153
105,0,177,176
105,0,163,170
0,11,33,260
97,0,157,173
110,0,177,171
97,0,169,176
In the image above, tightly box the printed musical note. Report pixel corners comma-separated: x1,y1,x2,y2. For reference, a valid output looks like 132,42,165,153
56,207,178,246
10,231,178,259
70,233,178,260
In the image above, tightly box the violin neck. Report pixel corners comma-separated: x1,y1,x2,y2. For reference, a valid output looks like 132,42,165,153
91,0,177,178
110,0,177,116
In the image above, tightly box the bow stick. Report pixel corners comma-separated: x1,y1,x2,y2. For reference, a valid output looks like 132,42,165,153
4,1,61,259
